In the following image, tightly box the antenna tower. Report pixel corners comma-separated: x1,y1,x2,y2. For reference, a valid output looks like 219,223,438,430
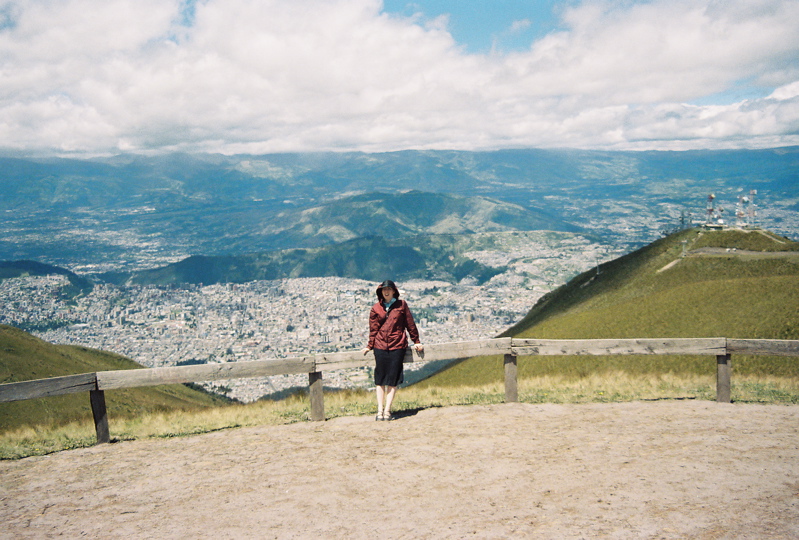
734,189,758,228
706,194,715,224
736,195,747,228
705,194,724,228
748,189,757,228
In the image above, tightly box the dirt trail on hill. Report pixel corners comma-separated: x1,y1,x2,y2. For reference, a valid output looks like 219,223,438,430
688,247,799,259
2,401,799,539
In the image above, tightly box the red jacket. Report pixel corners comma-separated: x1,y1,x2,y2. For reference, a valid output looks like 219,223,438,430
367,299,421,351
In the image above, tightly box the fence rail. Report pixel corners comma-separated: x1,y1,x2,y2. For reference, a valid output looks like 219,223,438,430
2,337,798,444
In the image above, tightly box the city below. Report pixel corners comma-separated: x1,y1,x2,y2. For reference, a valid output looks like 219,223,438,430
1,232,613,402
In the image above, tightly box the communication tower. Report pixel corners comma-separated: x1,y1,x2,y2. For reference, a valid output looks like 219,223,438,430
705,194,725,228
748,189,758,228
735,195,747,227
706,194,714,223
734,189,758,228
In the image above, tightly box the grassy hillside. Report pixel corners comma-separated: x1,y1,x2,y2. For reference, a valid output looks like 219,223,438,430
420,228,799,387
0,325,229,432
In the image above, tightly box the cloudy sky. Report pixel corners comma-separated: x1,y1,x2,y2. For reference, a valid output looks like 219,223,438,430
1,0,798,156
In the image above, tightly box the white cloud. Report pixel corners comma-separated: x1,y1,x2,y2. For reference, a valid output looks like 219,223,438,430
770,81,799,101
0,0,797,155
509,19,532,34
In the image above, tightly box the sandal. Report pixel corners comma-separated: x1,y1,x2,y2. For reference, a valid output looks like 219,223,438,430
384,413,397,421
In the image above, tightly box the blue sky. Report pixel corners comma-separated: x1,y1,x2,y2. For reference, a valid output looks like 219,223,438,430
0,0,797,156
382,0,564,53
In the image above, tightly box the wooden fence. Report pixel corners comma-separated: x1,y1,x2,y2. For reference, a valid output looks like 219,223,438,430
1,337,798,444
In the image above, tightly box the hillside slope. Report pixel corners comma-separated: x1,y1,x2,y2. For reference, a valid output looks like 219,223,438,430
248,191,580,249
100,234,506,286
0,325,229,432
505,227,799,339
421,228,799,387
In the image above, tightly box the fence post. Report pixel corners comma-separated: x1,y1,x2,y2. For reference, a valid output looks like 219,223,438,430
716,354,731,403
308,371,324,421
90,389,111,444
504,353,518,403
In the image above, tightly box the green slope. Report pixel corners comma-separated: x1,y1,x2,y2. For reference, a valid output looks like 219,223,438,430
420,228,799,387
0,325,229,432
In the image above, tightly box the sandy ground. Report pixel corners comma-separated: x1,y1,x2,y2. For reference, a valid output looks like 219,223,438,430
1,401,798,539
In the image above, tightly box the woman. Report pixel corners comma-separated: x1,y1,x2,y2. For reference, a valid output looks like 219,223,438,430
362,279,423,421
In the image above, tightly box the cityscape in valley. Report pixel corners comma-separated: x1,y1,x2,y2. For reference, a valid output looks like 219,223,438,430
0,232,613,401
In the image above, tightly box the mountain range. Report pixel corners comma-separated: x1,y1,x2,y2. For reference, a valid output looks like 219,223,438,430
2,147,797,272
99,234,507,287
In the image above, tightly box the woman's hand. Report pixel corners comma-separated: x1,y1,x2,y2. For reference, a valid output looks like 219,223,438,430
414,343,424,353
362,347,371,356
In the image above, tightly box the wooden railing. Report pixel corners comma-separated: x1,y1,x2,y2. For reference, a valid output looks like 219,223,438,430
1,337,798,444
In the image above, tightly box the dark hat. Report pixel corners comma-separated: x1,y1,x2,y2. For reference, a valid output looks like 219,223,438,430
376,279,400,300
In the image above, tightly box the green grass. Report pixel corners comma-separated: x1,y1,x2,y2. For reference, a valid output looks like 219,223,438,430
502,228,799,339
690,228,799,251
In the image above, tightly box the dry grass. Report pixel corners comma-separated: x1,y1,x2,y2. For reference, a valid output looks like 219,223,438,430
3,373,797,460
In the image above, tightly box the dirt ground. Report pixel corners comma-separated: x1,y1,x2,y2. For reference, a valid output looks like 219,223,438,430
2,401,798,539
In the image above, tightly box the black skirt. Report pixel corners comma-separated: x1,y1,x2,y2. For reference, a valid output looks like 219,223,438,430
373,348,405,387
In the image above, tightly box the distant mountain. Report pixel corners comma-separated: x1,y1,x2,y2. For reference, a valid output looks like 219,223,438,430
0,324,230,432
245,191,579,249
421,227,799,387
1,147,797,270
100,234,506,286
5,147,797,212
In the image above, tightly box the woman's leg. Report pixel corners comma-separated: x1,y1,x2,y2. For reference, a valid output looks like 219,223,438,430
383,385,397,416
376,385,385,417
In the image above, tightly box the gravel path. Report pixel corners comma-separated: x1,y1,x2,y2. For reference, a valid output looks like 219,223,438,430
2,401,798,539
